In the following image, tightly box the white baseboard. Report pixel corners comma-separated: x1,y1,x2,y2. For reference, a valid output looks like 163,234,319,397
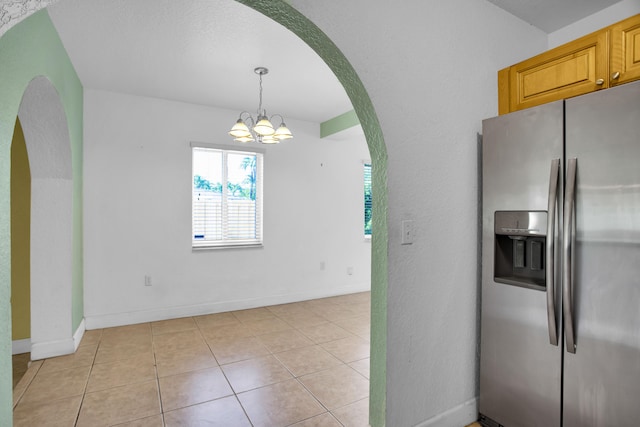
11,320,86,358
30,337,75,361
29,320,87,360
85,285,371,330
73,319,86,351
12,339,31,355
416,398,478,427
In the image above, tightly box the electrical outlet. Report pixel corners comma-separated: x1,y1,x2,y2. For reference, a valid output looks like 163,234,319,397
320,261,326,271
144,275,152,286
347,266,354,275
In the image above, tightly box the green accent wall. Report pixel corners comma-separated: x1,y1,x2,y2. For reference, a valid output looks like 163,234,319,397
320,109,360,138
11,118,30,342
0,10,83,424
235,2,388,426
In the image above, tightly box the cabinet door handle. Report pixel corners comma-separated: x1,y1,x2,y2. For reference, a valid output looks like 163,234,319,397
595,78,605,85
612,71,620,80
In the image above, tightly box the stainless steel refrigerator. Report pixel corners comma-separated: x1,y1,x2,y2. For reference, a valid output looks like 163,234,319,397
479,79,640,427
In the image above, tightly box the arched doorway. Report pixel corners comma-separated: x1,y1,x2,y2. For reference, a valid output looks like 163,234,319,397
0,10,84,422
1,2,388,426
17,76,74,361
10,117,31,387
232,4,388,425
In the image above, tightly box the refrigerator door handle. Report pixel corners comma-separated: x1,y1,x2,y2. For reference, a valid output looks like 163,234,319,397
546,159,560,346
563,158,577,354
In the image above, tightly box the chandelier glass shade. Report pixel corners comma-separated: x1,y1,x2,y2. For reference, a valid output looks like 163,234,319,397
229,67,293,144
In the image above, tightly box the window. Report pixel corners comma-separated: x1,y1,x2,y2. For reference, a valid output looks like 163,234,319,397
191,143,264,248
364,162,372,237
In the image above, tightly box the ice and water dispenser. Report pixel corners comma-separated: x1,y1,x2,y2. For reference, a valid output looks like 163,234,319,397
494,211,547,291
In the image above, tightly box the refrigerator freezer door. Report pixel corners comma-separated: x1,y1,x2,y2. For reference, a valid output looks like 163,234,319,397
480,101,564,427
564,80,640,426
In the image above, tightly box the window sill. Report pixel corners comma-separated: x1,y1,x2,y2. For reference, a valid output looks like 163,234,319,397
192,243,264,251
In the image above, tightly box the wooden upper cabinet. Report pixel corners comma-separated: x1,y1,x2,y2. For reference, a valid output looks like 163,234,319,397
498,14,640,115
501,31,608,114
610,14,640,86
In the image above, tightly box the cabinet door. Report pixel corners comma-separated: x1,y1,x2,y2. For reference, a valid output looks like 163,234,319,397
610,15,640,86
508,31,608,112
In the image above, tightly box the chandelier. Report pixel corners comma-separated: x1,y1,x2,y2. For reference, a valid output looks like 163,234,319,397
228,67,293,144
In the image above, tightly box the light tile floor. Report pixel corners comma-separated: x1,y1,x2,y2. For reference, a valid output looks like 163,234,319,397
13,292,372,427
12,353,30,389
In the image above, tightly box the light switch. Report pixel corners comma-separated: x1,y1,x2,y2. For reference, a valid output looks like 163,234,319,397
401,220,413,245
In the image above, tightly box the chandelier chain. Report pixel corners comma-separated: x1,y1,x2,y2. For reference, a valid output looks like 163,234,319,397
258,72,264,115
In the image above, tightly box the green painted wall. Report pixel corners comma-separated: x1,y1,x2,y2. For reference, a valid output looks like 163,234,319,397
235,2,388,426
320,109,360,138
11,118,30,342
0,10,83,424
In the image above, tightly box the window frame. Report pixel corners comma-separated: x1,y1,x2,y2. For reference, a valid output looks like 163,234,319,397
191,142,265,250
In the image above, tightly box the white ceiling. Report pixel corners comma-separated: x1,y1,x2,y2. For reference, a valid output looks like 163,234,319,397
47,0,353,124
47,0,623,125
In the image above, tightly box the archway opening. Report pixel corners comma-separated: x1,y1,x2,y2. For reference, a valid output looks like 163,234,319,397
10,117,31,388
233,3,389,426
1,2,388,425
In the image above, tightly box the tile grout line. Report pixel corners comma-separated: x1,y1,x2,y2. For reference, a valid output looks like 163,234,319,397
74,338,101,427
12,358,43,410
232,392,256,427
151,343,166,426
186,316,255,426
223,302,367,425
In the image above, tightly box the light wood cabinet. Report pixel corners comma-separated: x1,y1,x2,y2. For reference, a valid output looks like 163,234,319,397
498,14,640,115
610,14,640,86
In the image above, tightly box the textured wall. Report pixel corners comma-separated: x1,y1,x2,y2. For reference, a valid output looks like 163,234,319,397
287,1,547,425
0,1,57,37
19,76,76,362
0,9,83,424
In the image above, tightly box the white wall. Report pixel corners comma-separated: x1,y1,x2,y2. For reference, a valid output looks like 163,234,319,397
83,89,371,328
289,1,547,426
549,0,640,48
19,76,76,360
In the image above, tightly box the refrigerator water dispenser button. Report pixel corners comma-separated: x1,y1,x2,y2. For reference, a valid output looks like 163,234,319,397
514,240,526,268
530,240,543,271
